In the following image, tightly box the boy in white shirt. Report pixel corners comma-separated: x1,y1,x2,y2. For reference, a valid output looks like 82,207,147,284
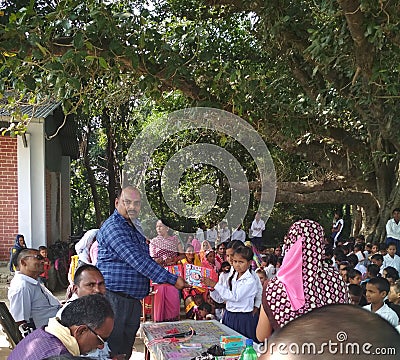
363,277,399,327
383,243,400,274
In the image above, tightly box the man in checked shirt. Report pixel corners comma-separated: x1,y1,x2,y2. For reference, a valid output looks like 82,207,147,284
97,185,188,358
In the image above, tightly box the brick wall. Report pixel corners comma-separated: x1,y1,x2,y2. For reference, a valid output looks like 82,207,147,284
0,136,18,261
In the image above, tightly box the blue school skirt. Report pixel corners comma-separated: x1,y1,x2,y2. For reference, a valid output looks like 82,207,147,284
223,310,259,342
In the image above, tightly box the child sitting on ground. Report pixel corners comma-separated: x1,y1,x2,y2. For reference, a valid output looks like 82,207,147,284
348,284,367,306
363,277,399,327
347,268,362,286
264,254,277,280
383,266,399,285
255,268,267,286
197,302,215,320
38,245,50,287
370,254,384,274
386,280,400,321
383,243,400,274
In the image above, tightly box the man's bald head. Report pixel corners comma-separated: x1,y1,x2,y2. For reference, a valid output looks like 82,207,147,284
259,304,400,360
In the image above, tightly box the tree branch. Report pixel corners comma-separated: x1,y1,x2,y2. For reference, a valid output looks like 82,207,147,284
276,188,378,210
337,0,374,77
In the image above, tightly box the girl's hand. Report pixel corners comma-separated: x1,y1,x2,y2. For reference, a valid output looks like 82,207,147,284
202,277,217,288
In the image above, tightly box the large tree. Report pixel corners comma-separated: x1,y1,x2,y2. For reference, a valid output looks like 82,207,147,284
1,0,399,239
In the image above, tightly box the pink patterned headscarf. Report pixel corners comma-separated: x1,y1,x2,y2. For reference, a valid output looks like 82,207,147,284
262,219,348,330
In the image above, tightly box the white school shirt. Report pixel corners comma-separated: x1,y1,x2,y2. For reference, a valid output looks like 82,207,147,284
211,267,262,308
363,303,399,327
219,228,231,243
383,254,400,274
250,219,265,238
264,264,276,280
213,269,258,313
386,219,400,240
231,229,246,242
207,228,218,243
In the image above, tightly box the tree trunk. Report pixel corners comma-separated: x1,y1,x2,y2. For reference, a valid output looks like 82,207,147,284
102,109,117,216
82,124,102,227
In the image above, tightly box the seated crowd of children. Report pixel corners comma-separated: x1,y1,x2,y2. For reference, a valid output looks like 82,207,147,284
180,232,400,337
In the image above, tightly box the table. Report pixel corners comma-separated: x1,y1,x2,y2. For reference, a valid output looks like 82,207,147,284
141,320,244,360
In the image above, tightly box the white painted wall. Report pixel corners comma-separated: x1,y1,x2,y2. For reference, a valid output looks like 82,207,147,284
17,121,46,249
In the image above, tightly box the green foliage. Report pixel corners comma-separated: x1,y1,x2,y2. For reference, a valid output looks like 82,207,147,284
2,0,400,235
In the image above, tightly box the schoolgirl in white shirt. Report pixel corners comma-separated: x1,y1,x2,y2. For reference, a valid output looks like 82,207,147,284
203,246,259,342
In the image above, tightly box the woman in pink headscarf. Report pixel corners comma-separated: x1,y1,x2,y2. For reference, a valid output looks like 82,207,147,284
256,219,349,341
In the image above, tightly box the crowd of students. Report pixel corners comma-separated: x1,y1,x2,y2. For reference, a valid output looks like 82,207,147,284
175,218,400,343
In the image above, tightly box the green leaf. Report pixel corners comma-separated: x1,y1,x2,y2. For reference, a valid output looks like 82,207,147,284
131,53,139,69
73,32,84,49
98,57,108,69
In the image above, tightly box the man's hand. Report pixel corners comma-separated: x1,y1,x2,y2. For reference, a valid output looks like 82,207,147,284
174,276,190,289
202,277,217,288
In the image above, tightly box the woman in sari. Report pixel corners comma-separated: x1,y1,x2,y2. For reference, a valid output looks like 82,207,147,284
149,219,185,322
199,240,212,261
9,234,26,272
256,219,349,342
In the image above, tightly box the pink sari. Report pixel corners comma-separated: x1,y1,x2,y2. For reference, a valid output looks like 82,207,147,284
150,235,181,322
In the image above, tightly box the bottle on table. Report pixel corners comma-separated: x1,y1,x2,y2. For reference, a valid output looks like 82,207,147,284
240,338,258,359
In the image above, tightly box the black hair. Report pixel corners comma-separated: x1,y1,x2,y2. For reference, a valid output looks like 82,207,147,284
392,208,400,213
383,266,399,281
38,246,47,251
60,293,114,329
334,210,343,218
16,248,37,265
368,277,390,295
353,243,364,252
227,246,253,290
347,268,362,280
198,302,212,313
226,240,244,250
185,243,194,251
348,284,363,297
234,246,253,262
216,242,227,250
367,263,380,278
267,254,278,267
334,251,347,263
379,243,388,251
73,264,103,286
277,256,284,266
371,253,384,262
221,261,230,268
387,242,397,249
347,253,358,268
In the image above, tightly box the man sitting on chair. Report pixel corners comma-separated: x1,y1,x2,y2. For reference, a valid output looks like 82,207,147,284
8,248,61,328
